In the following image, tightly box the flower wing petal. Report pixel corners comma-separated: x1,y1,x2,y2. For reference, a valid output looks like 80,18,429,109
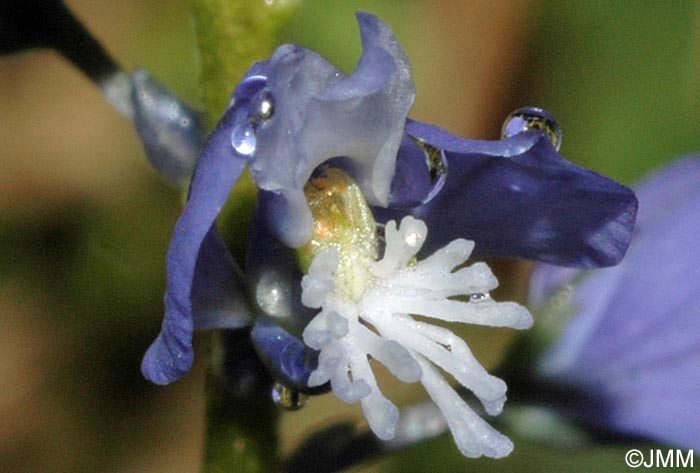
141,106,247,384
376,120,638,268
191,227,252,331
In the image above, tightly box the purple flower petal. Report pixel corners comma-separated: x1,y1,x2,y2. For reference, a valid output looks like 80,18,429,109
375,119,637,267
141,105,248,385
384,133,434,208
602,394,700,450
246,190,318,337
251,320,328,394
533,156,700,449
247,12,414,248
191,227,252,331
243,191,324,390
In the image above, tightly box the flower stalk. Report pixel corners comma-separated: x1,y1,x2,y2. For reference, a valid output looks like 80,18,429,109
192,1,301,472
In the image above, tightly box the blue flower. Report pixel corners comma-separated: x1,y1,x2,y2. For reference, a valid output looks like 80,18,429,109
141,11,636,446
529,157,700,450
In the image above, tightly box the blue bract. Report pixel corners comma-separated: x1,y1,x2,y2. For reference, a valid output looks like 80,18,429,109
530,157,700,450
141,12,637,387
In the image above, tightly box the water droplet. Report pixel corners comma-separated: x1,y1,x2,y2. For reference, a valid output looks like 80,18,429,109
469,292,490,303
501,107,562,151
231,111,256,156
415,140,448,201
255,271,290,317
254,90,275,120
271,382,307,411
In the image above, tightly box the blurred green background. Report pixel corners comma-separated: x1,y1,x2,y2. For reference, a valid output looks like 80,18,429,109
1,1,698,472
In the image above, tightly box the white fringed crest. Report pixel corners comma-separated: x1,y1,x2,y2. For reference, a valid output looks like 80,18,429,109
301,216,533,458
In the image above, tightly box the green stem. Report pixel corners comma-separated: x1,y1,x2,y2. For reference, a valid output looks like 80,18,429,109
203,331,278,473
192,0,301,122
191,1,301,472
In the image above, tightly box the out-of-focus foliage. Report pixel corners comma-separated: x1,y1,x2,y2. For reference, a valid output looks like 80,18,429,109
521,0,700,184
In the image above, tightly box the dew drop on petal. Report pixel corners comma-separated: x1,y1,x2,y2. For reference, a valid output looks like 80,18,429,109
231,111,256,156
501,107,562,151
271,382,307,411
255,271,290,318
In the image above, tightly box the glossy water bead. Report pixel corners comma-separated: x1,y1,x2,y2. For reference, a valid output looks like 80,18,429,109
501,107,562,151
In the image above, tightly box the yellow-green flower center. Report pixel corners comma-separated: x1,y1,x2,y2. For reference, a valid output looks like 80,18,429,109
297,167,378,302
